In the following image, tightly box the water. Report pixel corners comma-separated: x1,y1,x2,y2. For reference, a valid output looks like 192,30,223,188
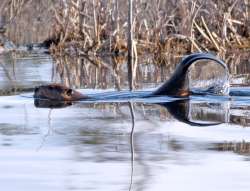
1,52,250,191
0,52,52,95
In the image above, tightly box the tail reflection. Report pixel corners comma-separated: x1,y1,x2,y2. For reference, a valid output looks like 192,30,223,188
158,100,226,126
34,99,250,127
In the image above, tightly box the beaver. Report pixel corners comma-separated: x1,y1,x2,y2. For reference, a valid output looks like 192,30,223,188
34,83,89,101
33,53,242,101
152,52,228,96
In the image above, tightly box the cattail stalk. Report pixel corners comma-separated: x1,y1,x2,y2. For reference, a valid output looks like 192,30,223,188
127,0,134,90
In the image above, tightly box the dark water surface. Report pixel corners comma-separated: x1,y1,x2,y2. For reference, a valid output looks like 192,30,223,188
1,52,250,191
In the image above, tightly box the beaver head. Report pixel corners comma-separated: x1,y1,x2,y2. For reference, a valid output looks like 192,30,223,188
34,83,88,101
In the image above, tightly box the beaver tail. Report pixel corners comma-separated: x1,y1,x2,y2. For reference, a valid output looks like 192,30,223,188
153,53,228,96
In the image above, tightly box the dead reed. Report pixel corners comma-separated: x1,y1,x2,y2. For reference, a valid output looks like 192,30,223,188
1,0,250,89
45,0,250,54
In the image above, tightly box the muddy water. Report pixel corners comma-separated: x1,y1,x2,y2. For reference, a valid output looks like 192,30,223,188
1,52,250,191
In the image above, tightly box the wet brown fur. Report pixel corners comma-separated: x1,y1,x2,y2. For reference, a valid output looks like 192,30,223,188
34,83,189,101
34,84,88,101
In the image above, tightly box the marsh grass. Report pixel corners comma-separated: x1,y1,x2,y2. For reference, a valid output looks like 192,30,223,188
47,0,250,54
1,0,250,88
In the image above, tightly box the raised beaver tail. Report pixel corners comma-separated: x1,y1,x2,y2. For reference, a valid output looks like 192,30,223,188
153,52,228,96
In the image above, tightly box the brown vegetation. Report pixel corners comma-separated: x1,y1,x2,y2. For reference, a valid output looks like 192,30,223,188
48,0,250,55
1,1,249,53
0,0,250,88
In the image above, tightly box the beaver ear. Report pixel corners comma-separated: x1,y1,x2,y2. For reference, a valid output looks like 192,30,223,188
65,89,72,96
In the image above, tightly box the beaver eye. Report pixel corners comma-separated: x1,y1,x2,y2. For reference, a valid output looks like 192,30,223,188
34,87,39,93
66,89,72,96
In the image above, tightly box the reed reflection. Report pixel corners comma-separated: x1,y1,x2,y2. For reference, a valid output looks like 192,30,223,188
210,141,250,156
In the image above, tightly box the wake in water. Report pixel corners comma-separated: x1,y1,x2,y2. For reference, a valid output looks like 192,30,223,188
187,59,230,96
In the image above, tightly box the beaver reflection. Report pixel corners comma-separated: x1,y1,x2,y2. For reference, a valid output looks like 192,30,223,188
34,99,72,108
34,98,229,126
158,100,224,126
